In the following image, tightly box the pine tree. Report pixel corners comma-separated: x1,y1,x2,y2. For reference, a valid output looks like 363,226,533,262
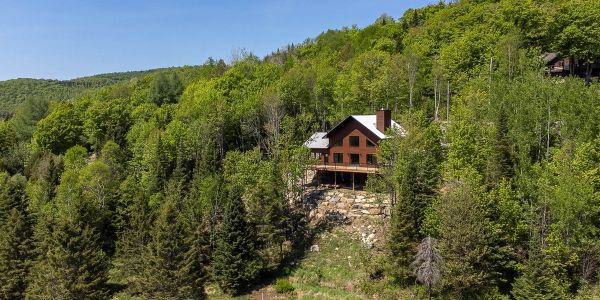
25,218,109,300
0,208,33,300
137,183,208,299
212,187,259,295
511,250,569,300
386,122,442,285
487,107,514,186
0,173,33,300
388,159,420,284
435,178,502,298
112,192,151,294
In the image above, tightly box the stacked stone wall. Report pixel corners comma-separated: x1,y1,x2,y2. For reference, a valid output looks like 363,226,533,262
305,188,391,220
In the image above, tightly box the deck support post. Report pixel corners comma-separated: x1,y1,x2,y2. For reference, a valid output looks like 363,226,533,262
352,172,355,191
316,171,320,186
334,171,337,189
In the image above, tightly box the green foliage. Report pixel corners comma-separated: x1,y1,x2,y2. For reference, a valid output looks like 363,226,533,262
274,278,295,294
26,218,109,300
1,1,600,298
212,187,259,295
137,182,208,300
554,0,600,64
84,98,132,149
33,102,84,154
0,173,33,300
149,72,183,106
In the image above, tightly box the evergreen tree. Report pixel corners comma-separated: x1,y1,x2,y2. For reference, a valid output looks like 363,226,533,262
212,186,259,295
435,176,505,298
487,106,514,186
137,181,207,299
511,249,569,300
388,159,420,284
26,218,109,300
0,208,33,300
384,120,442,285
0,173,33,300
112,189,151,294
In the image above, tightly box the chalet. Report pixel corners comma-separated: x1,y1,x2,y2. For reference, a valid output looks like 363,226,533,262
543,52,600,78
304,109,404,190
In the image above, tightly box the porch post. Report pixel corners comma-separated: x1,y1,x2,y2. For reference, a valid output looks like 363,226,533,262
334,171,337,188
352,172,355,191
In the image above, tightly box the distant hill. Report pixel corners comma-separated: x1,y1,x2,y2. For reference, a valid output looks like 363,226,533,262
0,68,184,115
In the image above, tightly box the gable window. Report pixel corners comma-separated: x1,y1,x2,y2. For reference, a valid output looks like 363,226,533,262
334,139,343,147
366,139,376,148
367,154,377,165
333,153,343,163
349,136,359,147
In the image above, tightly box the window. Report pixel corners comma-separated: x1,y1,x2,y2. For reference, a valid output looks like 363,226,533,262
367,154,377,165
323,153,329,164
334,139,343,147
350,154,360,165
333,153,343,163
349,136,359,147
366,139,376,148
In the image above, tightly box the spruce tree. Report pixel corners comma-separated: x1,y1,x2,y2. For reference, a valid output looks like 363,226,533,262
386,122,442,285
25,218,109,300
212,187,259,295
0,173,33,300
0,208,33,300
137,183,208,299
388,159,420,284
112,192,151,294
511,250,569,300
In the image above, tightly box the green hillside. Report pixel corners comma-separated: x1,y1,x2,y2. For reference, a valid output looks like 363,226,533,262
1,0,600,299
0,68,204,115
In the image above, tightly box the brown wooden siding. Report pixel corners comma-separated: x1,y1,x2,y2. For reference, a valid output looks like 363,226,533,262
315,119,381,167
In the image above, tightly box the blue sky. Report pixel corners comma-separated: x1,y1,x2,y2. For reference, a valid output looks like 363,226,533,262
0,0,434,80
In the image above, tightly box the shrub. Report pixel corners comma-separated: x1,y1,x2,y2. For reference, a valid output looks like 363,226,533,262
274,278,295,294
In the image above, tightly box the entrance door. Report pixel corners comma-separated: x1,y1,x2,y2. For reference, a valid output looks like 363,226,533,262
350,154,359,165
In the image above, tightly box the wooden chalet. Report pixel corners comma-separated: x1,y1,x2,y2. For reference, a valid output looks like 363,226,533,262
304,109,404,190
543,52,600,78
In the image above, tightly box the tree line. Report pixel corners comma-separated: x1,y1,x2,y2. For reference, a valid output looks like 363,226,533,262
1,0,600,299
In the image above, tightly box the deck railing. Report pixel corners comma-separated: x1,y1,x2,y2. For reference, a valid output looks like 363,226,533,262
310,162,379,173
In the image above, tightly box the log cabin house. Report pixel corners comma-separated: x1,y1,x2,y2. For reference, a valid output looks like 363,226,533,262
304,109,404,190
543,52,600,78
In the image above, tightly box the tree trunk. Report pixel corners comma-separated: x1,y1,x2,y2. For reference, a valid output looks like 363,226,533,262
585,61,592,86
446,80,450,122
434,80,439,121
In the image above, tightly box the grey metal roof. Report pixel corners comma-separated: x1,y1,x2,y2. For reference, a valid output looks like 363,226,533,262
304,132,329,149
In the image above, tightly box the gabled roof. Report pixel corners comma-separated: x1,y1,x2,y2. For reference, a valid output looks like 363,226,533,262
304,114,405,150
325,115,404,139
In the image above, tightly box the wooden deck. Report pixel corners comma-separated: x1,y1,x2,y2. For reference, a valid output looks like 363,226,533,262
310,164,379,174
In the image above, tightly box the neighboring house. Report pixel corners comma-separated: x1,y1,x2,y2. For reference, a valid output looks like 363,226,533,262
542,52,600,78
304,109,404,190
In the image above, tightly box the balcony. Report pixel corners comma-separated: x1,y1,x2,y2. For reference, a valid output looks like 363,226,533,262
310,163,379,174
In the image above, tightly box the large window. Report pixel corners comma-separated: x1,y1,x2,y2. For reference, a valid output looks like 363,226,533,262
367,154,377,165
349,136,360,147
333,153,343,163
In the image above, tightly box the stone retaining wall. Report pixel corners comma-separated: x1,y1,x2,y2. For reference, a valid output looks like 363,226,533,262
305,188,391,220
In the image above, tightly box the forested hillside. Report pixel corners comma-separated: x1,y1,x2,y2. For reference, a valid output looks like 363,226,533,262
1,0,600,299
0,67,203,115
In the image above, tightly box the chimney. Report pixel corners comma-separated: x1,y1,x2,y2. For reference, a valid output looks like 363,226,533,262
376,108,391,133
